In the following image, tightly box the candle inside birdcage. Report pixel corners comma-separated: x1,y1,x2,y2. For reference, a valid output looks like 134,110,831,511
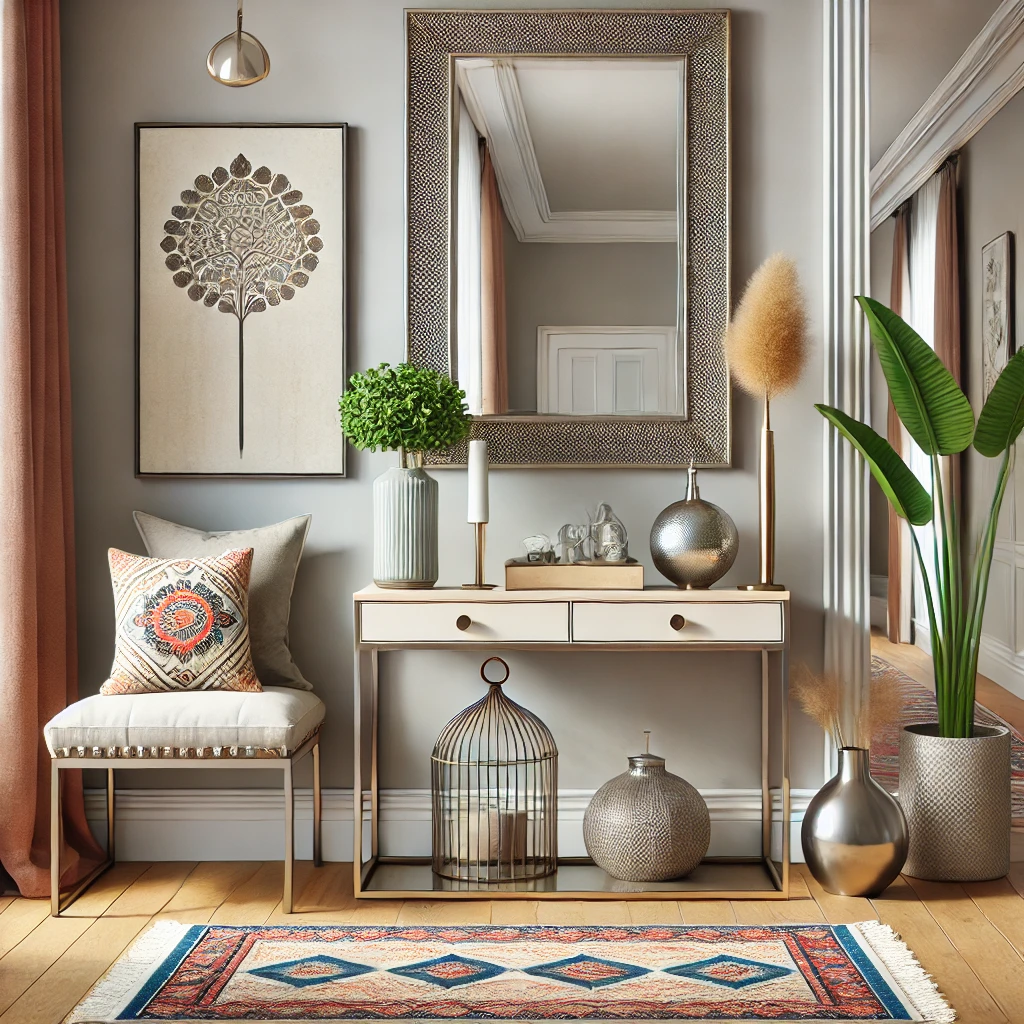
431,658,557,883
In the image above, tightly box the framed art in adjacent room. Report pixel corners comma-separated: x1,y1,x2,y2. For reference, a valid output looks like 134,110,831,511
982,231,1014,399
136,123,347,476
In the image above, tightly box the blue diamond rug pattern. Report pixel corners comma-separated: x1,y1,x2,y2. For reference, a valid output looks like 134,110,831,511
524,954,651,989
388,953,507,989
247,954,374,988
664,954,794,990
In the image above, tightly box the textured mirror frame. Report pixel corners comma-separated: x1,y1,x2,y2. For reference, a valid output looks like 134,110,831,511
407,9,730,468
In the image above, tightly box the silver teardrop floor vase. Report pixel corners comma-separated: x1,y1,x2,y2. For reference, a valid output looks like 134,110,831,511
373,465,438,588
900,723,1010,881
583,752,710,882
802,746,908,897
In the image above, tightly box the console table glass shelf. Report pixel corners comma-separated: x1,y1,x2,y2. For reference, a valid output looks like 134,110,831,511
353,585,791,901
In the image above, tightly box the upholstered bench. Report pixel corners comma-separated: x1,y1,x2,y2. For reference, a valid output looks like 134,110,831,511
44,686,325,916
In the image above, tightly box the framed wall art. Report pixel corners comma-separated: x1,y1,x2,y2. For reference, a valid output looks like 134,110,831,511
136,123,347,476
982,231,1014,400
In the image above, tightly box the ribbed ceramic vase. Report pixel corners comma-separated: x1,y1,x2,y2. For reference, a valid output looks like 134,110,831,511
373,457,438,589
900,723,1010,881
801,747,908,897
583,751,710,882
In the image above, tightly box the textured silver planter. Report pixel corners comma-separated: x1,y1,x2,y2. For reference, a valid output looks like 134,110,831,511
373,464,438,588
583,751,710,882
899,723,1010,881
802,747,907,897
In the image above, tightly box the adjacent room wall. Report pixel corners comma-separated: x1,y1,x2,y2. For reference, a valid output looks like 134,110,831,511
959,87,1024,696
60,1,826,814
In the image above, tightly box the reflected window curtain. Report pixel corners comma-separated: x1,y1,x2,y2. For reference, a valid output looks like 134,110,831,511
479,145,508,415
456,101,482,416
0,0,104,896
888,203,912,644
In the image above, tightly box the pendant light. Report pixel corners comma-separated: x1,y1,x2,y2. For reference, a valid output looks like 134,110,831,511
207,0,270,87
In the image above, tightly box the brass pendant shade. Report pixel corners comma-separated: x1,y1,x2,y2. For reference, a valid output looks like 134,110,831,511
207,0,270,87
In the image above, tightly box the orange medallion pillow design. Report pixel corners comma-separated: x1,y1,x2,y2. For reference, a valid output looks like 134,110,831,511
101,547,262,695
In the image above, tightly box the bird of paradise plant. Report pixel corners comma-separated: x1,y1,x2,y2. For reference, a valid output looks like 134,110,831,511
816,296,1024,739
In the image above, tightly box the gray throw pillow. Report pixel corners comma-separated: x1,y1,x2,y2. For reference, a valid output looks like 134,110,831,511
133,511,312,690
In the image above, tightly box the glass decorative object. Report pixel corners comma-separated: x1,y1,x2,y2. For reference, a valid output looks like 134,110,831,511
583,732,710,882
590,503,629,562
431,657,558,882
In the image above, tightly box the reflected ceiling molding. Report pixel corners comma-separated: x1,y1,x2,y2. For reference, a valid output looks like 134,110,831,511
457,58,678,243
870,0,1024,229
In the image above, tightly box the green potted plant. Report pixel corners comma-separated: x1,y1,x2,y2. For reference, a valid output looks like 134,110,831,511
816,297,1018,881
340,362,471,588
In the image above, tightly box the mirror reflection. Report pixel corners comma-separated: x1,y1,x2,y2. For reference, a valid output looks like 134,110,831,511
453,57,684,417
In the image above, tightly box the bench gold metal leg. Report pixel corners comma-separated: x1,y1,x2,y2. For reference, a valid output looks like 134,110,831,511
283,759,294,914
312,741,322,868
107,767,116,861
50,761,61,916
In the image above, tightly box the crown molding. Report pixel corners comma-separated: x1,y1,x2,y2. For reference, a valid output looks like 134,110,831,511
870,0,1024,229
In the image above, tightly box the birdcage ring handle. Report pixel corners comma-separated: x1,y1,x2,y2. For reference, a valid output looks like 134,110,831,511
480,656,510,685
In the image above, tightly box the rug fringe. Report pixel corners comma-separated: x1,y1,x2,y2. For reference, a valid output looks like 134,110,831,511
850,920,956,1022
67,919,191,1023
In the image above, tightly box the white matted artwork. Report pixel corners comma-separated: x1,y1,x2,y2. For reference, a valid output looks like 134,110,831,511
136,123,346,476
982,231,1014,399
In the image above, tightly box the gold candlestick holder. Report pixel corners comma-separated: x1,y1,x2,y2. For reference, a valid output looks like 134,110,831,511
463,522,497,590
740,398,786,592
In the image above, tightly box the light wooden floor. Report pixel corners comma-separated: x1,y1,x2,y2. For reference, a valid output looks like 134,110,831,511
1,636,1022,1024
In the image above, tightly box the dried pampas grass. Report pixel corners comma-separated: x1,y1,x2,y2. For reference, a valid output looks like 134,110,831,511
792,663,904,749
724,253,809,400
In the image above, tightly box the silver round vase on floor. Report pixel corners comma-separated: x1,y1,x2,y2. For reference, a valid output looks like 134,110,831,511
583,739,710,882
899,723,1010,881
650,463,738,589
802,746,908,897
373,457,438,588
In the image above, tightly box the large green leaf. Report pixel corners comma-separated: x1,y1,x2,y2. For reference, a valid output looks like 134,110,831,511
858,296,974,456
975,348,1024,457
816,404,934,525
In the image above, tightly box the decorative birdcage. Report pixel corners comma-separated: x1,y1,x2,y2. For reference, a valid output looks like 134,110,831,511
431,657,558,882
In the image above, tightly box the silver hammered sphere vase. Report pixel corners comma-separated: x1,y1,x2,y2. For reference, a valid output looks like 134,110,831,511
583,739,710,882
651,464,738,589
900,723,1010,881
373,452,438,588
802,746,908,897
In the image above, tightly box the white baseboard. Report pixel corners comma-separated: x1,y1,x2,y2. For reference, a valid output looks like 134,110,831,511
85,787,814,864
913,618,932,656
978,633,1024,700
870,595,887,631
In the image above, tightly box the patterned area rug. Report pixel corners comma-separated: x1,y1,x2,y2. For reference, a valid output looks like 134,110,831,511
70,921,955,1022
870,655,1024,827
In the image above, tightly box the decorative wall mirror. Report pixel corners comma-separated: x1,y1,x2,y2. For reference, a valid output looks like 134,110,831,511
406,9,730,468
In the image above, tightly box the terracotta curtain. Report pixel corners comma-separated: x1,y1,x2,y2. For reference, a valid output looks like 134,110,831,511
887,203,911,643
0,0,103,897
479,146,509,416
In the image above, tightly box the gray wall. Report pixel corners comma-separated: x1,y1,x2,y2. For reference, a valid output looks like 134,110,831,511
61,0,825,793
504,233,678,412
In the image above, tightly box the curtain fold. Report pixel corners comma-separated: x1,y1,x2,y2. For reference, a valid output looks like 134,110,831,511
479,145,508,416
0,0,104,897
887,203,912,644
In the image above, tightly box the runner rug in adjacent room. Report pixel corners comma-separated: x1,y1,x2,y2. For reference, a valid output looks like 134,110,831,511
870,654,1024,826
70,922,954,1022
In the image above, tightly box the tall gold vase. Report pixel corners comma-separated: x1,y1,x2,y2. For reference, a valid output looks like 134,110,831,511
740,399,786,591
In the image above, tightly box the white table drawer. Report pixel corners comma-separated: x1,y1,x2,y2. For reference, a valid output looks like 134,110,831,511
360,602,570,643
571,601,783,644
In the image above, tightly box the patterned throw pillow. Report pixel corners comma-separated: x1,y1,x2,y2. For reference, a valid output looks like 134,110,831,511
101,548,262,695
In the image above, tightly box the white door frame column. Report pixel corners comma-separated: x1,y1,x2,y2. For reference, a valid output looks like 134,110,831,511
823,0,871,760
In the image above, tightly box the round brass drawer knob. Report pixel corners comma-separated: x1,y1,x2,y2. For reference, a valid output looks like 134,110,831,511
456,614,472,631
670,614,686,631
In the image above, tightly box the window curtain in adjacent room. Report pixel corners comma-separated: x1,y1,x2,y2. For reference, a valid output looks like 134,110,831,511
479,146,509,416
456,101,483,416
888,202,912,644
0,0,104,896
892,158,962,649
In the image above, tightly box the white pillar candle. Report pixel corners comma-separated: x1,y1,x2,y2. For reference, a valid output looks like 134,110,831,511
467,439,489,524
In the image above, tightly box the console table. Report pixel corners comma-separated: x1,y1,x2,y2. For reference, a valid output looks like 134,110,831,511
353,585,790,900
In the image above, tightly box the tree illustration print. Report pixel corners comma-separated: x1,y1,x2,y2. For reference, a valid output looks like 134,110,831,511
161,153,323,455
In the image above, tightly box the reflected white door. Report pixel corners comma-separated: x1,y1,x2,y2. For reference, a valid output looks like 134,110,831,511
538,327,675,414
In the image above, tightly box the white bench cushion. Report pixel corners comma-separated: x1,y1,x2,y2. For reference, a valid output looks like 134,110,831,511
44,686,324,755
